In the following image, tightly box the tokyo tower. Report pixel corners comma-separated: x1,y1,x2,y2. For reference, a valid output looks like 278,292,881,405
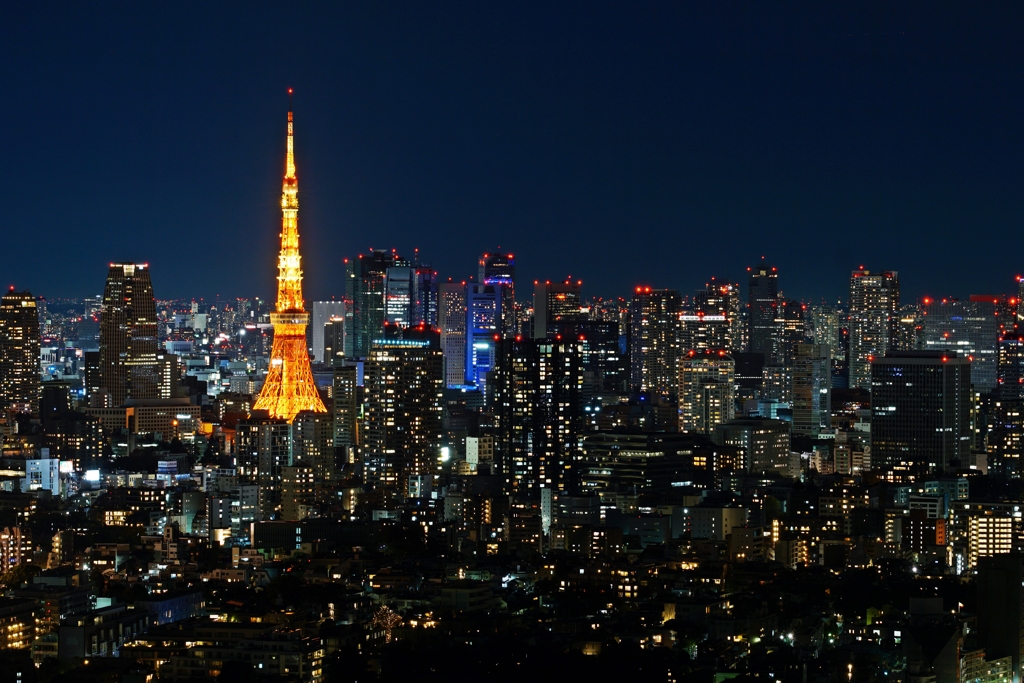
252,91,327,422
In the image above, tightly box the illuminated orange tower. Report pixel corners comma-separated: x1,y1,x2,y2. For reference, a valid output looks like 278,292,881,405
253,91,327,422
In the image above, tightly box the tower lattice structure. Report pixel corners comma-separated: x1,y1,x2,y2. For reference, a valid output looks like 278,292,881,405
253,93,327,422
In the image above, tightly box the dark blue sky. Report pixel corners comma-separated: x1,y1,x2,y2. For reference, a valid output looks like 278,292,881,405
2,4,1022,304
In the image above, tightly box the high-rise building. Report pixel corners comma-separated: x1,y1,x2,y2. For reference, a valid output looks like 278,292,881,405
323,318,345,365
438,282,467,388
921,299,999,393
493,337,584,496
989,332,1024,478
311,301,346,363
384,263,415,326
810,305,842,362
791,343,831,435
331,362,359,454
292,409,336,500
0,290,40,414
870,351,971,476
1018,276,1024,323
977,553,1024,680
714,418,791,476
678,350,735,434
776,299,807,366
252,98,327,423
680,312,730,355
533,279,582,339
693,278,742,352
412,264,439,328
465,284,501,390
629,287,682,400
236,415,292,520
345,250,395,358
849,269,899,390
747,259,779,362
362,329,443,501
98,263,158,406
479,252,516,337
998,332,1024,401
895,303,924,351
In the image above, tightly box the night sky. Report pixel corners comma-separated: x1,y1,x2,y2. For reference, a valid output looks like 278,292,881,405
2,4,1022,305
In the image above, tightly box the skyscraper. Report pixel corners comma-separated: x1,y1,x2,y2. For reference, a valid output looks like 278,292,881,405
252,96,328,422
236,415,292,520
438,282,467,388
921,299,999,393
362,328,444,501
384,262,415,326
810,305,842,361
694,277,742,352
849,268,899,390
629,287,682,400
976,553,1024,681
311,301,346,363
493,337,584,496
412,264,439,328
479,252,516,337
870,351,971,476
533,279,582,339
345,250,395,358
0,289,40,415
678,350,735,434
98,263,158,406
998,332,1024,400
747,259,779,361
465,284,501,390
791,343,831,435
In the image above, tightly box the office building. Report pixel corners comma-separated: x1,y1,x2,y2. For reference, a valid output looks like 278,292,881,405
629,287,682,400
236,416,292,520
849,268,899,390
776,299,807,365
921,299,999,393
479,252,516,337
412,263,439,327
998,332,1024,400
0,290,40,414
896,303,925,351
678,350,735,435
362,329,444,501
792,343,831,435
465,284,502,389
438,282,468,388
977,553,1024,680
870,351,971,476
332,362,359,453
493,336,584,496
384,263,415,326
323,317,345,365
533,279,582,339
747,259,780,362
968,513,1014,570
311,301,346,363
293,409,336,499
714,418,791,476
345,250,396,358
98,263,159,406
810,305,842,362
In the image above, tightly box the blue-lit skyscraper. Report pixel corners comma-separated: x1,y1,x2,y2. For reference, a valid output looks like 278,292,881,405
479,252,515,337
465,284,502,389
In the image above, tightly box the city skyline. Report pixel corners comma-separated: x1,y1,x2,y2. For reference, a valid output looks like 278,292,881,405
3,5,1023,302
